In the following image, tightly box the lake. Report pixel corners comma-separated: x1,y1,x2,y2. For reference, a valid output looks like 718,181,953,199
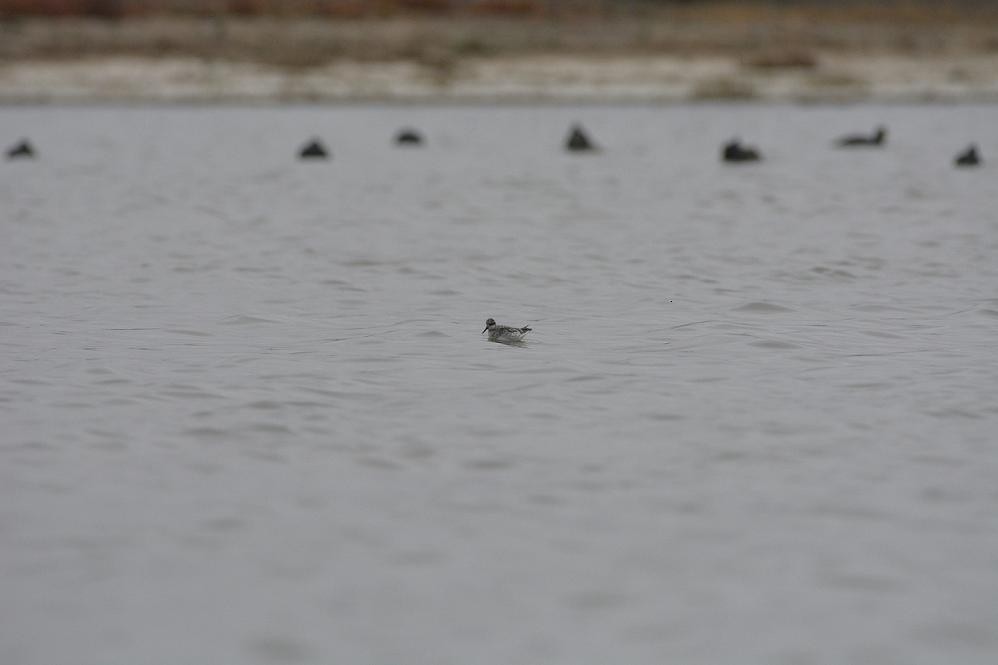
2,104,997,664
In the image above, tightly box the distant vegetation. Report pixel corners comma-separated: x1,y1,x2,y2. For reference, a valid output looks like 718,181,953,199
0,0,992,19
2,0,994,74
7,0,554,18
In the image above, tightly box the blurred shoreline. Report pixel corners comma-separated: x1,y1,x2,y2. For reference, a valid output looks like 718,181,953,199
2,10,998,104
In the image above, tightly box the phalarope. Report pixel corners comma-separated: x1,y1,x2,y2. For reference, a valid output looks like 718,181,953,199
482,318,532,343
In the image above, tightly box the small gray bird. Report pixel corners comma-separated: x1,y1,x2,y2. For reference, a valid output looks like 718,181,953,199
482,318,532,343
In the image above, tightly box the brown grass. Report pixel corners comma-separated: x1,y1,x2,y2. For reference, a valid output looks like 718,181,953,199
691,76,757,100
744,49,818,70
1,3,997,69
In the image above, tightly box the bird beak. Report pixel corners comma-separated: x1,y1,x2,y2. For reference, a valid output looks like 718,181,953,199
482,326,488,334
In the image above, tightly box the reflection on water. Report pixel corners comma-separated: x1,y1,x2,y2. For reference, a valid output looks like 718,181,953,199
2,105,997,665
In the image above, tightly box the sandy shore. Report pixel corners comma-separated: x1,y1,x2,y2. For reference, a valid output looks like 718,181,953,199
2,14,998,103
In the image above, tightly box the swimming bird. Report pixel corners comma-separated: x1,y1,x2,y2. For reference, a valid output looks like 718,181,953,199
395,128,424,146
6,139,35,159
482,318,532,343
836,126,887,147
299,139,329,159
565,124,597,152
722,138,761,163
954,144,981,167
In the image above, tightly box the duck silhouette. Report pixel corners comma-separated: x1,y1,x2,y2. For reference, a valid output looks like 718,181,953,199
954,144,981,167
6,139,35,159
565,124,597,152
299,139,329,159
722,138,761,163
395,128,424,146
836,126,887,147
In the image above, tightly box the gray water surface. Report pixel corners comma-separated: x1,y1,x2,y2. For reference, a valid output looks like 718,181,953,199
2,105,997,665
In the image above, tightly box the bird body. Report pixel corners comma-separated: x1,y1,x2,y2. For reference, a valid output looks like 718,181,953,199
565,124,596,152
6,139,34,159
482,318,532,343
955,144,981,167
299,139,329,159
722,139,761,163
836,126,887,147
395,129,424,146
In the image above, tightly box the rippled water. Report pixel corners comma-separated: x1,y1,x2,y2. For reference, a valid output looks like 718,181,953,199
2,105,997,665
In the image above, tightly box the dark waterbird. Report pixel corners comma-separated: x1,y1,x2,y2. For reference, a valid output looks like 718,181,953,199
299,139,329,159
6,139,35,159
836,126,887,147
395,128,424,146
565,124,597,152
722,139,761,163
954,144,981,167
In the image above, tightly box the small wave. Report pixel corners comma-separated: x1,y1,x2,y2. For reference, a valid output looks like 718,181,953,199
161,383,223,399
852,303,907,313
463,457,515,471
844,382,892,390
219,315,279,325
183,426,230,438
248,422,293,434
164,328,213,337
861,330,905,339
246,400,282,410
355,456,404,470
94,377,131,386
161,388,223,400
342,258,384,267
644,412,684,421
564,373,603,383
926,408,984,420
734,302,794,313
811,266,857,279
750,339,800,349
